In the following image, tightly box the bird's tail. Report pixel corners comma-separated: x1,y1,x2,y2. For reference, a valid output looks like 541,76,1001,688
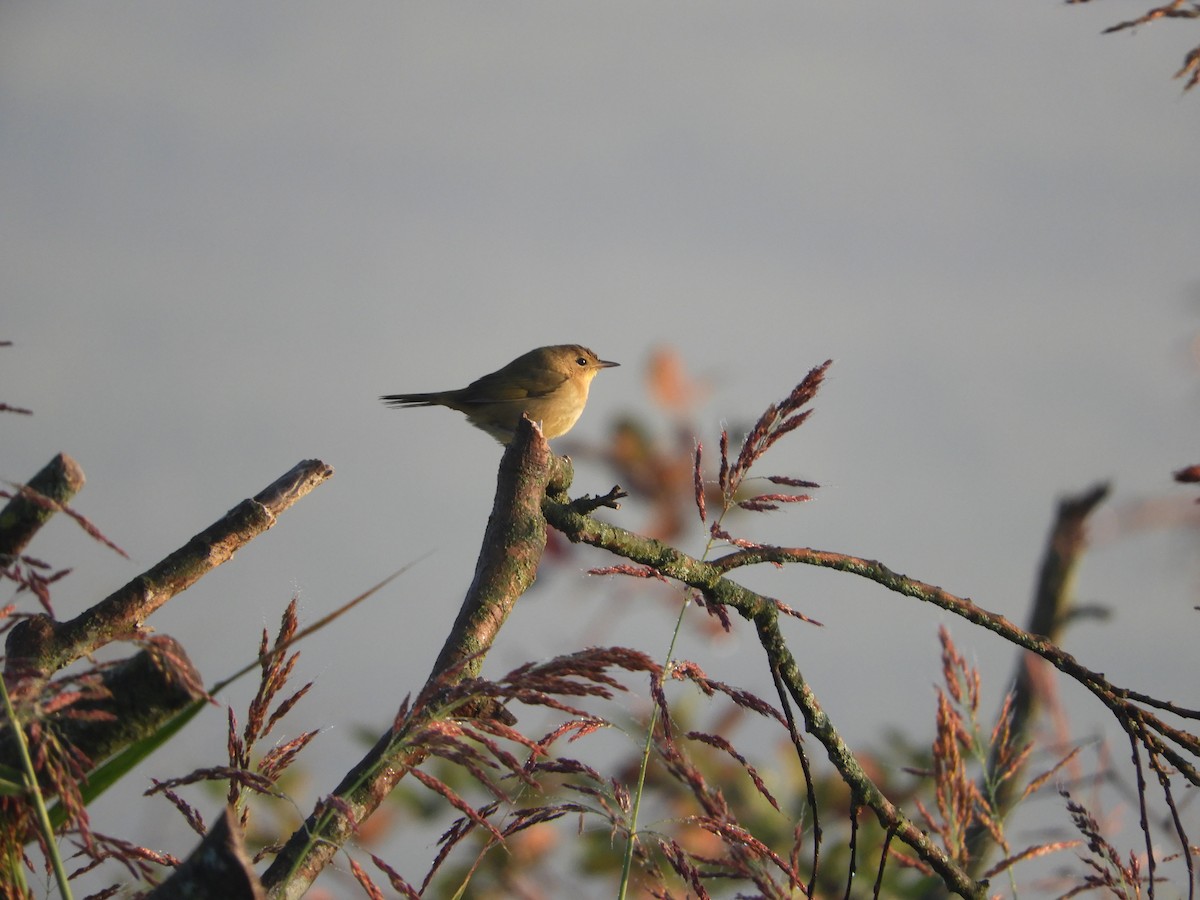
380,392,445,408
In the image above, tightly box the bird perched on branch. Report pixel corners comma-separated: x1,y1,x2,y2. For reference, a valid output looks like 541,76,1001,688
381,344,619,443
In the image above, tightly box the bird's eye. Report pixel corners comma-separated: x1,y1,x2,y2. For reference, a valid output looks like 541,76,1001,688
576,356,588,366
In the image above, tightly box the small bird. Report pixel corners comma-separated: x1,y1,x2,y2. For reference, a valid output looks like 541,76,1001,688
381,344,619,443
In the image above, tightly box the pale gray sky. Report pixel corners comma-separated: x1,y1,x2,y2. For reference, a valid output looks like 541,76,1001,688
4,3,1198,894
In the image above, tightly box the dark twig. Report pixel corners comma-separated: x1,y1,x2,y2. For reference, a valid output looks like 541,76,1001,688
144,807,265,900
965,482,1110,875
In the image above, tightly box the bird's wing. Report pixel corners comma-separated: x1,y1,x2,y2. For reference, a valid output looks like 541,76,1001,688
460,365,568,403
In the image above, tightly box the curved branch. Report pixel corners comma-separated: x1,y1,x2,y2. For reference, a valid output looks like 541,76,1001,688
710,543,1200,780
262,418,555,900
545,495,1200,896
543,499,988,899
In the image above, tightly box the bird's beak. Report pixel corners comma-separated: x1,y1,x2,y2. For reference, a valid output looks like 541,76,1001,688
599,359,620,368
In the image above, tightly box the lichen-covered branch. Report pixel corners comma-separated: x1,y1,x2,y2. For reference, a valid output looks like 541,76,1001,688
542,497,988,899
543,484,1200,896
706,542,1200,783
262,418,555,900
424,417,555,683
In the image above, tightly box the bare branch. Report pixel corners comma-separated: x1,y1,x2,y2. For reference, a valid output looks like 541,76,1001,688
4,459,333,685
